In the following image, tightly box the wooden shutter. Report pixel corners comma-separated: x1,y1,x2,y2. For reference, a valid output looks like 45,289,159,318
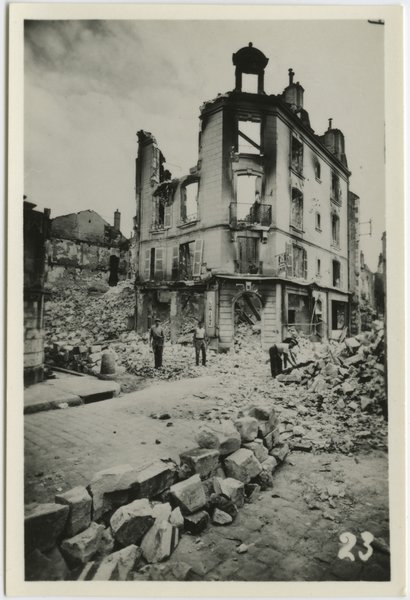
303,249,308,280
155,247,165,280
143,249,150,280
285,242,293,277
164,204,172,228
171,246,179,280
192,239,204,277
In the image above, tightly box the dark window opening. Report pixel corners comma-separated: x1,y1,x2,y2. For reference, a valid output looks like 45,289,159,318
315,212,321,231
331,172,341,201
150,248,156,280
291,189,303,230
181,181,199,223
237,236,259,274
331,214,340,246
108,255,119,287
316,259,321,276
291,136,303,174
292,245,307,279
179,241,195,280
238,120,261,155
332,260,341,287
331,300,347,330
314,160,321,180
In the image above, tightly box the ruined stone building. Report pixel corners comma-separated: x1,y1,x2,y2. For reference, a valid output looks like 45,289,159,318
47,209,130,287
24,200,50,385
133,44,360,349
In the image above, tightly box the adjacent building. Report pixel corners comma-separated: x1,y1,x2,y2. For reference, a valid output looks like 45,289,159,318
133,43,360,349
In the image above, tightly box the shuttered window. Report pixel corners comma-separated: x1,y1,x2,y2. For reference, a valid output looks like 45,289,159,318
192,239,204,277
171,246,179,280
154,247,165,280
143,249,150,280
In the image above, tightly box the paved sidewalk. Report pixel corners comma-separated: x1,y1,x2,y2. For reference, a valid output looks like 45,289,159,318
24,372,120,414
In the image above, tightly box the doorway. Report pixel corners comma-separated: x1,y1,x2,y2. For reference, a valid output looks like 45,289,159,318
108,255,119,287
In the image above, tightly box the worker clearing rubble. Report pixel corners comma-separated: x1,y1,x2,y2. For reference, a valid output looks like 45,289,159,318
193,319,207,366
150,318,165,369
268,337,299,378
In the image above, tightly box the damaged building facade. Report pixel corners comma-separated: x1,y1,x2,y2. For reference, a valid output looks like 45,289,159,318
134,44,359,349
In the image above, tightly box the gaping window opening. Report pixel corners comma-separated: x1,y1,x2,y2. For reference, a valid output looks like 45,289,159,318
291,188,303,230
292,244,307,279
291,136,303,174
181,181,199,224
108,255,119,287
236,174,262,221
332,259,341,288
315,212,321,231
287,293,310,335
316,259,321,277
237,236,259,274
149,248,155,280
314,159,321,180
238,120,261,155
331,172,341,202
179,241,195,280
331,213,340,247
152,197,171,230
241,74,259,94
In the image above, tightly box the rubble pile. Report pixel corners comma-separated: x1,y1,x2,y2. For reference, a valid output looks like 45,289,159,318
25,403,287,581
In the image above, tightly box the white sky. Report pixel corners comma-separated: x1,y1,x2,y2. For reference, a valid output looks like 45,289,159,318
24,19,385,270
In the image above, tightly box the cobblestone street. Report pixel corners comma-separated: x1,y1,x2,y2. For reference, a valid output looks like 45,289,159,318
25,375,390,581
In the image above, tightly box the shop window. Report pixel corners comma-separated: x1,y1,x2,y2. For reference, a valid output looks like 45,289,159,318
238,120,261,155
315,212,321,231
331,300,347,330
180,181,199,224
331,213,340,247
287,293,310,335
332,259,341,287
291,136,303,174
291,189,303,230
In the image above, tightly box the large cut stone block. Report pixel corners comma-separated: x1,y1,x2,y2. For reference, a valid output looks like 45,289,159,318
134,461,177,499
169,474,207,514
195,422,241,456
110,498,154,547
25,503,69,553
234,417,258,442
92,545,142,580
270,443,290,463
169,507,184,528
88,464,140,520
183,510,210,535
248,405,278,427
261,456,278,474
60,522,105,565
55,486,92,537
242,439,269,463
223,449,262,484
152,502,172,523
262,428,281,451
179,448,220,479
213,477,245,508
141,520,180,563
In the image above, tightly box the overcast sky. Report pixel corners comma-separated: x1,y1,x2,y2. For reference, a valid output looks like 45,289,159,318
24,19,385,270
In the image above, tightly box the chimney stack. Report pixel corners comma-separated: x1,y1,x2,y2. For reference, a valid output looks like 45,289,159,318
114,209,121,232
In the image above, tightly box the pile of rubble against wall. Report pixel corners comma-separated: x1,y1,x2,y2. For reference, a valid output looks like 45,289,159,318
25,404,287,581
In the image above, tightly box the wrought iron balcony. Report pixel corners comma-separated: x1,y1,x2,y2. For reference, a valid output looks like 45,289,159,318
229,202,272,228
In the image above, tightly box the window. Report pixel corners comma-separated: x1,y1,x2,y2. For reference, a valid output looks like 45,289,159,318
291,189,303,230
287,293,310,335
314,159,321,180
315,212,321,231
284,243,307,279
332,260,341,287
179,242,195,279
331,301,347,330
144,247,165,281
237,236,259,274
316,259,321,277
181,181,199,224
241,74,258,94
236,174,262,221
331,213,340,247
172,240,204,281
291,136,303,174
238,120,261,155
331,172,341,202
152,198,171,230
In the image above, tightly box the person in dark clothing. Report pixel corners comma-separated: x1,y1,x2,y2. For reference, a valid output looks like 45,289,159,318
150,318,164,368
269,338,298,378
193,320,207,366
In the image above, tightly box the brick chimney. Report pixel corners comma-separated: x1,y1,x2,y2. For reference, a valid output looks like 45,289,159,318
114,209,121,232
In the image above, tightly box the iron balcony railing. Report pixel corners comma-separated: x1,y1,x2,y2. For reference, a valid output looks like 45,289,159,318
229,202,272,228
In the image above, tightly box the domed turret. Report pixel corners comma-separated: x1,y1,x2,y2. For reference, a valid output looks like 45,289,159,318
232,42,269,94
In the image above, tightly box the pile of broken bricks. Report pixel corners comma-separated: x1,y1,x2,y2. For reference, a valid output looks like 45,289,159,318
25,403,288,581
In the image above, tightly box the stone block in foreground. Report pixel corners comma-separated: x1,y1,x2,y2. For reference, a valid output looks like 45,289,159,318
110,498,154,547
195,422,241,456
234,417,259,442
223,448,262,484
242,439,269,463
85,545,143,581
55,485,92,537
134,461,177,499
213,477,245,508
88,464,140,520
60,522,105,565
141,520,180,563
25,503,69,553
169,474,207,514
179,448,220,479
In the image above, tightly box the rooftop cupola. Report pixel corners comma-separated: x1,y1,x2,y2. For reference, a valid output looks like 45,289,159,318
283,68,305,111
322,118,348,167
232,42,269,94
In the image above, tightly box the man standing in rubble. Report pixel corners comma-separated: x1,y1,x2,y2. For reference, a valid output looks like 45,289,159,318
269,337,298,378
193,319,207,366
150,318,165,369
